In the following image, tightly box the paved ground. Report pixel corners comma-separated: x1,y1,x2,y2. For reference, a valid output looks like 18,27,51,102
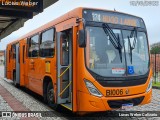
0,65,4,77
0,65,160,120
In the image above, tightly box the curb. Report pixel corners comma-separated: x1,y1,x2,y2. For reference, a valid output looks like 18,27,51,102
0,84,30,112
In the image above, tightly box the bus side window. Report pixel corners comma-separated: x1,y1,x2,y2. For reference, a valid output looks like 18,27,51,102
40,28,55,57
28,35,39,57
60,33,69,66
9,50,10,63
27,38,31,57
12,45,16,59
23,45,25,63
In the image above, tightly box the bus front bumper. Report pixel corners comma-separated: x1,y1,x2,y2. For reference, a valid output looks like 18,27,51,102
77,89,152,111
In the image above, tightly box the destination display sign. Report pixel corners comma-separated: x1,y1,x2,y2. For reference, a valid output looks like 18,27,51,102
0,0,43,12
83,9,145,28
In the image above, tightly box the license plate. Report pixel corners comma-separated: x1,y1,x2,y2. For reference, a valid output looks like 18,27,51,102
121,103,133,109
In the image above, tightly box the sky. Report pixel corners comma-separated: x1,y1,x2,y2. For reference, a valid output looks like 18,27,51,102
0,0,160,50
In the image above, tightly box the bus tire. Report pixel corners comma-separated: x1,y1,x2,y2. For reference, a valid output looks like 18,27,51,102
13,71,18,87
47,82,57,109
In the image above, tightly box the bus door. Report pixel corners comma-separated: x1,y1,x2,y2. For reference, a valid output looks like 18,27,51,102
20,42,26,87
56,29,73,109
15,43,20,85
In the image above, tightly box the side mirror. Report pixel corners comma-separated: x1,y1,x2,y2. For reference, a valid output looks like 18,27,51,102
78,30,86,47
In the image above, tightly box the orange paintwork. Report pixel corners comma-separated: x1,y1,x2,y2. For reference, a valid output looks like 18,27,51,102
5,7,152,112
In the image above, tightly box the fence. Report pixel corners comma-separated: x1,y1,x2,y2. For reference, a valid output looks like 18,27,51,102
150,54,160,83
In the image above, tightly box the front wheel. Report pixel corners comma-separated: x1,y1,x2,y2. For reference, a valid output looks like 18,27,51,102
47,82,57,109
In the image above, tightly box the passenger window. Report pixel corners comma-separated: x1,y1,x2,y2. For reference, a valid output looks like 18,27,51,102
60,33,69,65
12,45,16,59
28,35,39,57
40,29,55,57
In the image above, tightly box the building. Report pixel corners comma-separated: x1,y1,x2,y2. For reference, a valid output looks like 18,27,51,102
0,50,4,65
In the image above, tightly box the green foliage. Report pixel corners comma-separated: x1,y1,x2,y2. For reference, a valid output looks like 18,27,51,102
150,46,160,54
152,82,160,87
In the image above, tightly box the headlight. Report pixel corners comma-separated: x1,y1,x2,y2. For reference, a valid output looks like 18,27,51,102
146,78,152,93
84,80,102,97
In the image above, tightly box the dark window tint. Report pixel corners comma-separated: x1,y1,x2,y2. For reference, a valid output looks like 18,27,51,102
12,45,16,59
23,46,25,63
9,50,10,63
28,35,39,57
40,29,55,57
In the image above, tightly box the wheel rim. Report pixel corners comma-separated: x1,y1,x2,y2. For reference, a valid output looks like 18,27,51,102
48,88,54,102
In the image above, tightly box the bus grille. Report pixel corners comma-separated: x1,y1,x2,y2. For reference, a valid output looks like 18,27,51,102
98,77,148,87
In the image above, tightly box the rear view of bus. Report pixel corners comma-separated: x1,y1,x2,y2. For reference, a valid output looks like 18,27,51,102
77,8,152,111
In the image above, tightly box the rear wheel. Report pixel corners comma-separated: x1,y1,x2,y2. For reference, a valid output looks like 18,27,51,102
47,82,57,109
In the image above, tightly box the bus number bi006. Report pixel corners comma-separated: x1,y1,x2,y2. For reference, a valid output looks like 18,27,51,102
106,89,123,96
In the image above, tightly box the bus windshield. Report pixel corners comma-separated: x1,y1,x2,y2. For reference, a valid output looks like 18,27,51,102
85,26,149,77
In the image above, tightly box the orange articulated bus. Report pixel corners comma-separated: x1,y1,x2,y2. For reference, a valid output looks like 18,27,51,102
4,7,152,112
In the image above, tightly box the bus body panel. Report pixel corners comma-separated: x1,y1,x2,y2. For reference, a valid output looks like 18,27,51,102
5,7,152,112
6,45,12,79
72,26,78,112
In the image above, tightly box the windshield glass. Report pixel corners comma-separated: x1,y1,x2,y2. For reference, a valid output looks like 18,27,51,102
86,27,126,77
85,26,149,77
123,30,149,75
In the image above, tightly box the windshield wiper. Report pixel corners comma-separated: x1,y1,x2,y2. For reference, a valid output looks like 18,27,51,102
128,27,137,64
102,23,123,62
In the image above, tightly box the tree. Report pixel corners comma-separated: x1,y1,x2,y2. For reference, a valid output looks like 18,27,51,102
150,46,160,54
